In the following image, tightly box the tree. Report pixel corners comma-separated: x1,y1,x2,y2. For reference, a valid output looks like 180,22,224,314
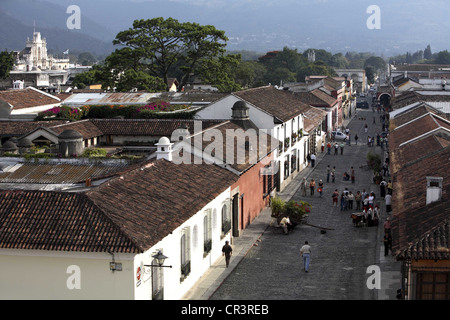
0,50,14,79
196,53,242,92
424,44,432,60
111,17,233,91
435,50,450,65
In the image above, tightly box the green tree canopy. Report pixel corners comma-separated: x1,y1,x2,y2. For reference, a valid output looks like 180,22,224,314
0,50,14,79
111,17,238,91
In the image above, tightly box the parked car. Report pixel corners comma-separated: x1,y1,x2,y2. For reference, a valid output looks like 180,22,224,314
356,101,369,109
331,131,348,141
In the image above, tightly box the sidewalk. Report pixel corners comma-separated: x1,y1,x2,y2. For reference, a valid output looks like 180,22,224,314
181,110,401,300
181,149,326,300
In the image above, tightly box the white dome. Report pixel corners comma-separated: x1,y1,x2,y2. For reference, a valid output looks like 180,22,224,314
157,137,171,145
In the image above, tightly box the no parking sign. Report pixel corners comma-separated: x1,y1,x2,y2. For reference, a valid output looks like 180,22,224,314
136,266,141,287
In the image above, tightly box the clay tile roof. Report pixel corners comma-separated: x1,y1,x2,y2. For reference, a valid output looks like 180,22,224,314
0,120,66,138
0,159,238,253
87,159,238,251
389,110,450,260
233,86,311,122
49,119,103,139
294,89,337,107
0,87,60,110
0,190,140,253
185,121,278,173
90,119,224,137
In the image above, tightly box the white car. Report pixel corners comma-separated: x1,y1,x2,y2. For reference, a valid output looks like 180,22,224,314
331,131,348,141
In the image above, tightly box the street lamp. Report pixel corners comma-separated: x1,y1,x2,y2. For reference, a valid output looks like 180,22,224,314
144,250,172,268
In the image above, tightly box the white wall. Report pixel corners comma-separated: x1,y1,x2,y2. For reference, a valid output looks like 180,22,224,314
0,249,135,300
133,187,232,300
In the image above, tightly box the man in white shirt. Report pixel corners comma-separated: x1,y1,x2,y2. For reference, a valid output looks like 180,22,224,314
385,194,392,213
300,241,312,272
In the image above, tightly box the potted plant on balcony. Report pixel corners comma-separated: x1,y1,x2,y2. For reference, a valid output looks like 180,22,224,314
284,137,290,151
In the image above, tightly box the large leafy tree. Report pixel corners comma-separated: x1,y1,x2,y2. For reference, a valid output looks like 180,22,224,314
0,50,15,79
111,17,238,91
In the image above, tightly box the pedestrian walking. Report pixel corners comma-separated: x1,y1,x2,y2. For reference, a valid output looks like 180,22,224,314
348,191,354,209
318,179,324,197
354,134,358,145
280,216,292,235
326,165,331,183
327,141,331,155
309,178,316,196
222,241,233,267
351,166,355,183
384,217,392,236
346,134,351,145
340,192,347,211
310,153,316,167
385,194,392,213
340,142,344,155
355,191,362,210
331,166,336,183
365,124,368,133
384,232,392,256
334,142,339,155
300,241,312,272
332,189,339,207
380,179,386,199
301,177,307,197
321,142,325,153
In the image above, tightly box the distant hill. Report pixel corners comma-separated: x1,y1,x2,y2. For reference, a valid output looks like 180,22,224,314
3,0,450,56
0,0,115,55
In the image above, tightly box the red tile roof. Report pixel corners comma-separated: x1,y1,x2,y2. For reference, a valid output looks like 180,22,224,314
233,86,312,122
0,88,60,110
0,190,140,253
0,159,238,253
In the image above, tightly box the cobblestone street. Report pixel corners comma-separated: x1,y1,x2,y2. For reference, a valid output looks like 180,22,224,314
210,109,401,300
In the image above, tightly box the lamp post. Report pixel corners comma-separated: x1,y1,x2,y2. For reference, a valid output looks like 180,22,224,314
145,250,172,269
144,250,172,300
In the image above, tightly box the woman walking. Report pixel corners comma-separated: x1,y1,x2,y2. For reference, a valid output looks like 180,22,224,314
309,178,316,196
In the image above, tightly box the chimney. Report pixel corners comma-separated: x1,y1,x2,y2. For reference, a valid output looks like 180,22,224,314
155,136,174,161
426,177,443,205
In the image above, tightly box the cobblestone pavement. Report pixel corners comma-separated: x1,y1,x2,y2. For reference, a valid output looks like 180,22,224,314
209,109,402,300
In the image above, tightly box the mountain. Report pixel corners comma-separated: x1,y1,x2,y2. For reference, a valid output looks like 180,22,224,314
2,0,450,56
0,0,115,55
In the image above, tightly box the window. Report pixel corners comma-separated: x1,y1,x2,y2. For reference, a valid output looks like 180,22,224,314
180,228,191,280
203,211,212,256
416,272,450,300
221,203,231,236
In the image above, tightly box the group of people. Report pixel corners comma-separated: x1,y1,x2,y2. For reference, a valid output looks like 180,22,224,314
300,177,324,197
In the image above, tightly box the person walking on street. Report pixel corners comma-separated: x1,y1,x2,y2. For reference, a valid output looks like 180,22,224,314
385,193,392,213
348,191,354,209
318,179,324,197
351,166,355,184
384,232,392,256
384,217,392,236
222,241,233,267
355,191,362,210
310,153,316,167
300,241,312,272
355,134,358,145
331,166,336,183
334,142,339,155
301,177,307,197
340,142,345,155
332,189,339,207
309,178,316,196
327,141,332,155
